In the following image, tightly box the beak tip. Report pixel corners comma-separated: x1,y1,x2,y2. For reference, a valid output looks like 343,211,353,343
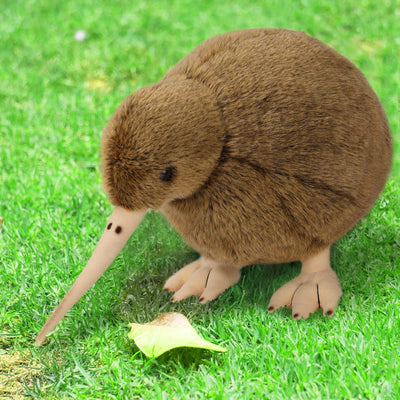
35,335,45,346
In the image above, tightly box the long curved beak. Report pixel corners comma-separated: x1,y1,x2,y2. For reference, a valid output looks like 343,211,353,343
36,207,146,345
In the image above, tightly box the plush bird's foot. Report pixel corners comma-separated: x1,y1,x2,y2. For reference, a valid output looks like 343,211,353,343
268,247,342,319
163,258,241,304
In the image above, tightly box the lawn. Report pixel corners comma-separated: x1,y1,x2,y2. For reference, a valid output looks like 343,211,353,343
1,0,399,398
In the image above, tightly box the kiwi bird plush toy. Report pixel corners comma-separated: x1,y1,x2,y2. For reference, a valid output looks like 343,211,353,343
36,28,392,345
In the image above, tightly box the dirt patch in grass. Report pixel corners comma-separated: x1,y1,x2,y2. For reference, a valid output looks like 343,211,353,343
0,350,42,399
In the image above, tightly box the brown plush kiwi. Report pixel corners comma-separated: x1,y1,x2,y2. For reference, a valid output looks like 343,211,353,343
36,28,391,345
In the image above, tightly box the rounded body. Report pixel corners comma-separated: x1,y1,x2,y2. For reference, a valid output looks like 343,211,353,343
158,29,392,265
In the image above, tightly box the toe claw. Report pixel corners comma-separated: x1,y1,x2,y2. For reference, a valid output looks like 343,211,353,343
323,309,334,317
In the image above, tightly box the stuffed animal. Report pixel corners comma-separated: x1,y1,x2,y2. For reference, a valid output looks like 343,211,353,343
36,28,392,345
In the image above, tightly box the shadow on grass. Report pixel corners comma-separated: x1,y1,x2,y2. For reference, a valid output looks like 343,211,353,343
111,242,302,325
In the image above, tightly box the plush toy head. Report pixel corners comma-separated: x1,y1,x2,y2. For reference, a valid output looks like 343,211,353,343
101,80,225,210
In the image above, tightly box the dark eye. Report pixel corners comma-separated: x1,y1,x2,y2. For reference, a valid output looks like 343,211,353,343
160,166,176,182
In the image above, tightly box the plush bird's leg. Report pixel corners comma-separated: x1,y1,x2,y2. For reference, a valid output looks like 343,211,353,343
268,246,342,319
164,258,241,304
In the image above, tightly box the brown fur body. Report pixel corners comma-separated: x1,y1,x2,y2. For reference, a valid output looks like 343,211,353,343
101,29,392,267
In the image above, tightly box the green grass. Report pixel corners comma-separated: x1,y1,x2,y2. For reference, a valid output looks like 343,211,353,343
1,0,399,398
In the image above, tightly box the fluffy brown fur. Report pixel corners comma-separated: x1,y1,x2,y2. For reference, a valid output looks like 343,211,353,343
102,28,391,266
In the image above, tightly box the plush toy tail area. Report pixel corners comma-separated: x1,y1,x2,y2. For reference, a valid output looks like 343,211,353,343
36,207,146,345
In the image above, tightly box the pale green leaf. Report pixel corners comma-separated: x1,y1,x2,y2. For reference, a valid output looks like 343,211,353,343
128,312,227,358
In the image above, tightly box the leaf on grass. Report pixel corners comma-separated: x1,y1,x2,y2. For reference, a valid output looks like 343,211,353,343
128,312,227,358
